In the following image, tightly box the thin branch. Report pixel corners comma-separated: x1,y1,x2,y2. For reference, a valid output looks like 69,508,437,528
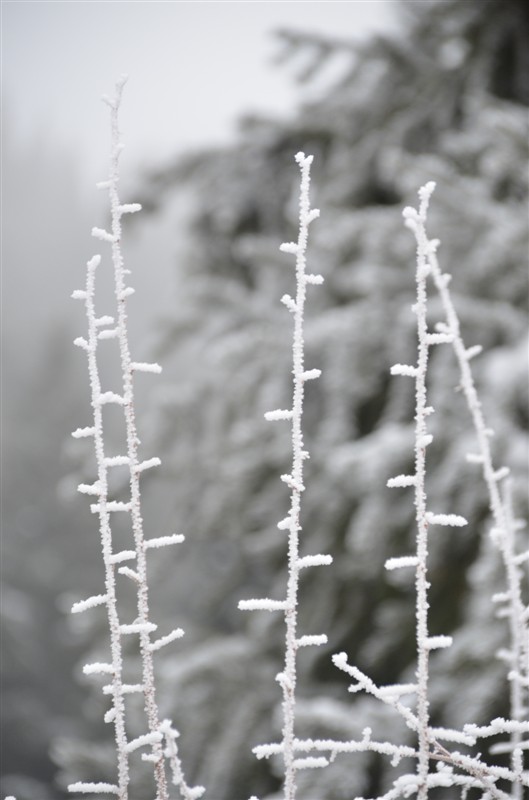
239,152,328,800
424,212,529,795
70,76,198,800
70,254,129,798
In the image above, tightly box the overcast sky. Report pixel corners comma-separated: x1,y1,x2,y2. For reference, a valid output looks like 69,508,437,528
3,1,394,179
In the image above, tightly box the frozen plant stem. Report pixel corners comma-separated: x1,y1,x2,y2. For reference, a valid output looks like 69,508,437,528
105,75,168,800
423,222,529,794
498,480,529,796
398,183,528,797
405,183,437,800
282,152,315,800
78,254,129,797
398,184,471,796
240,153,330,800
71,76,202,800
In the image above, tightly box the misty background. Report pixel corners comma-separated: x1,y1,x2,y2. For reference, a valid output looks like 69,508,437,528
3,0,395,369
2,2,528,799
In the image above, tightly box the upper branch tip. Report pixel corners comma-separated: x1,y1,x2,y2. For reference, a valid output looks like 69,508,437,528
102,75,128,108
332,651,347,664
418,181,436,200
295,151,313,166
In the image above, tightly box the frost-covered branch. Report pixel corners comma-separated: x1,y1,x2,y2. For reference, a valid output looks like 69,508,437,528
396,182,527,796
239,152,330,800
419,189,529,796
402,184,439,798
71,251,130,797
390,182,476,798
324,183,527,799
102,73,168,800
160,720,205,800
70,76,200,800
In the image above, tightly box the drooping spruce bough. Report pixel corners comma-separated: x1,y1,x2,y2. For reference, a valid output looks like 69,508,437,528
70,76,203,800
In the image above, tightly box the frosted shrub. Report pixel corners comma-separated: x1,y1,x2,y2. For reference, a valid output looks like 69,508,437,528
64,78,528,800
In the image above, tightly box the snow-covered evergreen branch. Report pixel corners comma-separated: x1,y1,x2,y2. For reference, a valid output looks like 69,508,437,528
239,152,330,800
70,76,202,800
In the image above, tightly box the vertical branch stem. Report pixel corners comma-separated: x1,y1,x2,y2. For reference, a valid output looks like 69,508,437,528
106,76,168,800
427,247,528,792
239,153,323,800
408,184,437,800
84,256,130,798
281,153,320,800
